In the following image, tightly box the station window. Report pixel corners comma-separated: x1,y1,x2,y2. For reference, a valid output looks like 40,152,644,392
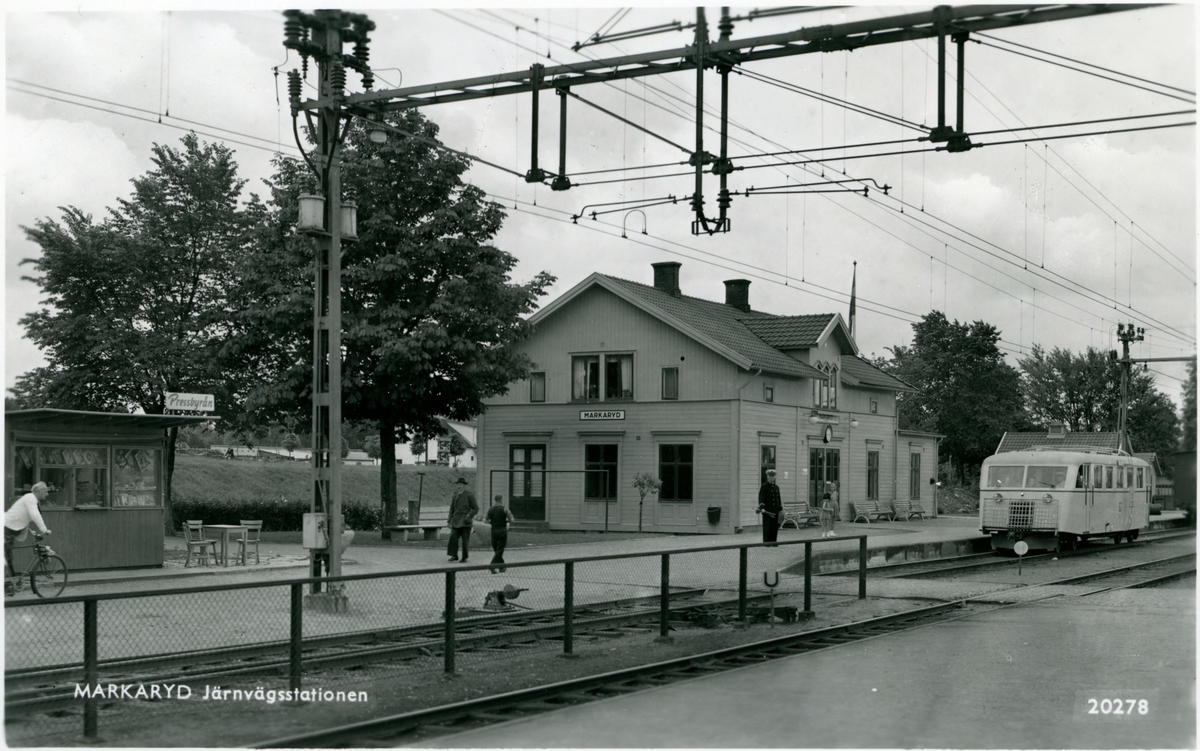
763,383,774,403
867,451,880,500
658,444,694,502
585,444,618,501
572,356,600,400
530,372,546,403
869,399,878,414
760,445,776,486
604,354,634,400
662,367,679,400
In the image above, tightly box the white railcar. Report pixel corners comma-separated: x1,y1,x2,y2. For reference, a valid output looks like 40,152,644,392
979,447,1153,552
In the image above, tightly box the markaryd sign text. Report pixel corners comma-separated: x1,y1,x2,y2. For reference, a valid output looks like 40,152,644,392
580,410,625,421
164,392,215,412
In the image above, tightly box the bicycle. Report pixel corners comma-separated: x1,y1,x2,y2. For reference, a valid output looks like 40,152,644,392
6,532,68,598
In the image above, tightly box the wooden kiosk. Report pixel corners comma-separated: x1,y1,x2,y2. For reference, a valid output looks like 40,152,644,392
5,409,213,570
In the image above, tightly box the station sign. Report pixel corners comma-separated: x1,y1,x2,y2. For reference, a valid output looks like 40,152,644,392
580,410,625,421
809,412,840,424
164,392,215,412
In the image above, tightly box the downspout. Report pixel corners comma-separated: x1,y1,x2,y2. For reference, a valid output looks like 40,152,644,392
733,368,763,533
932,435,941,518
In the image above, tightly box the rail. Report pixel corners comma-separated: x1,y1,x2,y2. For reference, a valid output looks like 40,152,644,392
5,534,869,741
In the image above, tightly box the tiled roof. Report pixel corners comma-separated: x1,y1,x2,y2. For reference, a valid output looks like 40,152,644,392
601,275,827,380
740,315,833,348
995,431,1124,454
839,355,915,392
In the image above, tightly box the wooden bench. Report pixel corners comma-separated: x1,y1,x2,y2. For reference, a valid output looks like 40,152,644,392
779,502,821,529
385,524,446,542
851,500,895,523
890,499,926,520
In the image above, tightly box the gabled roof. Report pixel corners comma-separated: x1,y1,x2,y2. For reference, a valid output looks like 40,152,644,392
995,431,1129,454
532,273,828,380
839,355,916,392
740,314,833,348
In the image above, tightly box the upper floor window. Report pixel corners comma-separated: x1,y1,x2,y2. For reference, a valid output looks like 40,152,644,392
763,383,774,403
573,354,633,401
662,367,679,400
812,363,838,409
530,372,546,403
605,354,633,399
572,356,600,400
870,398,878,414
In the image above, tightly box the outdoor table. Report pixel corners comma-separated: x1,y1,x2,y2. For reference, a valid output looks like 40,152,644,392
203,524,248,567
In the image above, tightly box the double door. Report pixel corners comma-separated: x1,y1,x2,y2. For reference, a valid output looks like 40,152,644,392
809,448,840,508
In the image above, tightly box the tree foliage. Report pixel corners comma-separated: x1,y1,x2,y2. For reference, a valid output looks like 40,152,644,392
16,133,260,532
1182,360,1197,452
226,110,553,527
1018,344,1180,460
882,312,1026,476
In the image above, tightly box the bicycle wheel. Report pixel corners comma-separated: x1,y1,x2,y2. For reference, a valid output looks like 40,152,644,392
30,555,67,598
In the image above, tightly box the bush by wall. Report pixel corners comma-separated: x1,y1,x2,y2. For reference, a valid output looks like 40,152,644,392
171,496,396,532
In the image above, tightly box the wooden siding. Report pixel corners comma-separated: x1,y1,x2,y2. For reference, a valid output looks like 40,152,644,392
11,508,164,571
490,285,744,406
479,401,733,532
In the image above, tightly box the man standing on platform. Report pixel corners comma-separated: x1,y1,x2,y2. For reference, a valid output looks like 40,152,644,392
486,494,516,574
756,469,782,546
446,477,478,563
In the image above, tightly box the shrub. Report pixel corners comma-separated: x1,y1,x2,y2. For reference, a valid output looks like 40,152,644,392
172,496,385,532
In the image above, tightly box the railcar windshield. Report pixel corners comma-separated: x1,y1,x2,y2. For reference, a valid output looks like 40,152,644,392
986,466,1025,488
1025,466,1068,489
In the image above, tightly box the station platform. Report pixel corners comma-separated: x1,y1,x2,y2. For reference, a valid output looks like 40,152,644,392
60,511,1189,591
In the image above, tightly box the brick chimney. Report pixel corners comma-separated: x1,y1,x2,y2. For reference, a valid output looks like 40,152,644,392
652,262,682,296
724,279,751,312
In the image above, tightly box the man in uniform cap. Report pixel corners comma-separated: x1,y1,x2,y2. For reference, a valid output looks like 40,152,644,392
446,477,478,562
756,469,782,546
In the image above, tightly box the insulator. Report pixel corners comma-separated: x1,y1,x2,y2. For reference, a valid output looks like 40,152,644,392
301,54,309,78
283,14,304,48
287,70,302,113
331,60,346,97
354,40,373,89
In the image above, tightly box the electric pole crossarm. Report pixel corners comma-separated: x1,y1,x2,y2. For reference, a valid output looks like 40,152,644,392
346,4,1151,112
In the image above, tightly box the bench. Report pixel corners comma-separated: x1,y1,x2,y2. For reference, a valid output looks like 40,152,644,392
779,502,821,529
851,500,895,523
385,525,446,542
890,499,926,520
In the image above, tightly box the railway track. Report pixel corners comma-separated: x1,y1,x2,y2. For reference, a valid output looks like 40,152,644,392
250,552,1195,748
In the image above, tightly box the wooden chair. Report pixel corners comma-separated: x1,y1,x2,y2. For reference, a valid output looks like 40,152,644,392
235,520,263,565
183,520,217,567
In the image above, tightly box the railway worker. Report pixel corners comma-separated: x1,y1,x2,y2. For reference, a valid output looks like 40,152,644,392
756,469,782,546
446,477,479,563
486,494,516,574
5,482,50,593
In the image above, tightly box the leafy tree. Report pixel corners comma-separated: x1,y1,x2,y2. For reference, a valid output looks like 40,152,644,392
1182,360,1197,452
1018,344,1180,460
882,311,1026,480
16,133,260,533
442,434,467,467
226,110,553,529
282,431,301,456
363,435,381,462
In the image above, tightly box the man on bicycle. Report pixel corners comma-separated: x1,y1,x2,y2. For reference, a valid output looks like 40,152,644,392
5,482,50,594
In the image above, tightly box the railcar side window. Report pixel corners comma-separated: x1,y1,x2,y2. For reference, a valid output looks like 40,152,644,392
1094,465,1104,487
1136,468,1144,489
987,466,1025,488
1075,465,1089,489
1116,465,1124,489
1026,466,1068,489
1105,466,1114,489
1126,467,1134,487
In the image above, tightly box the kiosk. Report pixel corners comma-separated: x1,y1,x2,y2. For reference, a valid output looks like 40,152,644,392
5,409,213,570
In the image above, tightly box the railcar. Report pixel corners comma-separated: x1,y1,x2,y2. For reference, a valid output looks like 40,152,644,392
979,447,1152,552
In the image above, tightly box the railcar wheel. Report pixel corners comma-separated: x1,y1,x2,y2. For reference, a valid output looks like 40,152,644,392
1131,530,1139,541
1112,534,1123,544
1060,536,1077,551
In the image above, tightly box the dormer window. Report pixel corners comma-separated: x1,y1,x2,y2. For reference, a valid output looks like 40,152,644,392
812,362,837,409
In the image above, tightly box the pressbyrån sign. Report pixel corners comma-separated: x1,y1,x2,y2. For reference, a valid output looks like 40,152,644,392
580,410,625,421
164,392,215,412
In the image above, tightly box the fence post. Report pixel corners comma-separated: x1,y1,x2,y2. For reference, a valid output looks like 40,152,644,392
655,553,672,643
83,599,98,739
738,546,748,625
859,536,868,599
444,570,457,674
803,541,813,615
290,583,303,692
562,561,576,656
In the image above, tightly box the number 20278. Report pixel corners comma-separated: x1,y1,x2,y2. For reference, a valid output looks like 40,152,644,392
1087,698,1148,716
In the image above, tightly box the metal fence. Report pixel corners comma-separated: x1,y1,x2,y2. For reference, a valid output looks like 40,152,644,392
5,535,868,744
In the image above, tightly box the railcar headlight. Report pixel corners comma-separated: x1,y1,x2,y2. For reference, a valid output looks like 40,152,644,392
1042,494,1054,503
993,494,1003,503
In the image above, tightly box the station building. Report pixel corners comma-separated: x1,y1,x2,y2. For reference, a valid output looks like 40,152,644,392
477,262,940,534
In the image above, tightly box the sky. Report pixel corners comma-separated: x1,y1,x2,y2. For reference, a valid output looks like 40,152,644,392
5,4,1197,413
